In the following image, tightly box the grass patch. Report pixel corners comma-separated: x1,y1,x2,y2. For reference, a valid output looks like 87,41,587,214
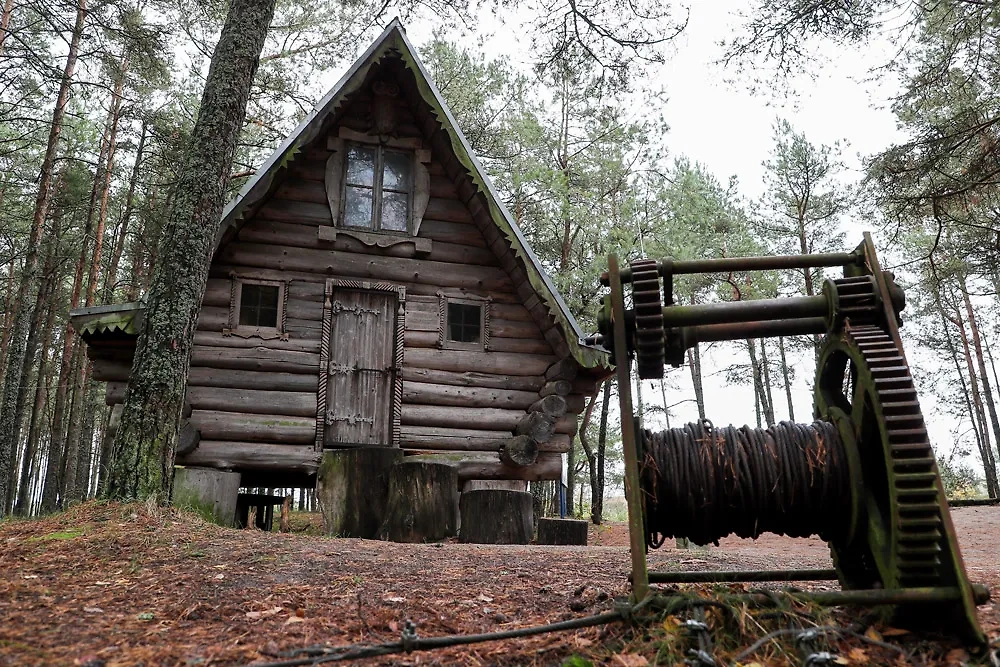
30,528,84,542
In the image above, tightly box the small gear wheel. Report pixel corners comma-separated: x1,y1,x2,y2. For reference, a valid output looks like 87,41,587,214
630,258,665,379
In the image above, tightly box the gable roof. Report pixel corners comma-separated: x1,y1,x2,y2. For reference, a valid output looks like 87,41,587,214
215,20,606,369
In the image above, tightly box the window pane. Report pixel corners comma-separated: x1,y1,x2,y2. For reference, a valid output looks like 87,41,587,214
381,191,408,232
240,284,280,328
382,151,411,191
344,186,373,227
345,145,375,186
447,302,481,343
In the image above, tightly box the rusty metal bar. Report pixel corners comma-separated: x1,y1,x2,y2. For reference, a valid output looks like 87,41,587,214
608,254,649,603
648,568,838,584
662,295,829,328
601,252,862,285
654,585,991,607
686,318,828,344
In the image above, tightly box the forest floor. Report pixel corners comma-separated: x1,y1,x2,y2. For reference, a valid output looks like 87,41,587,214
2,502,1000,667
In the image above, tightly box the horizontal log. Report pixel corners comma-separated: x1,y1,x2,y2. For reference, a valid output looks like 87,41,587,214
210,265,521,304
499,435,537,467
545,358,579,382
187,387,317,417
540,380,572,397
189,410,316,445
555,414,578,436
190,346,320,374
515,411,556,443
565,394,586,414
219,242,513,292
92,359,132,382
400,424,512,451
490,318,543,339
399,426,569,453
175,420,201,456
187,367,318,392
403,348,555,376
402,331,552,355
399,367,544,392
402,381,538,410
487,337,554,355
401,404,525,431
529,394,567,417
401,452,561,482
178,441,322,473
255,198,331,225
238,219,499,266
463,480,527,492
424,196,475,224
193,330,321,354
416,219,488,247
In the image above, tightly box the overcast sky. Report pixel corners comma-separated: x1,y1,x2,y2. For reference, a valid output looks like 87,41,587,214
399,6,970,456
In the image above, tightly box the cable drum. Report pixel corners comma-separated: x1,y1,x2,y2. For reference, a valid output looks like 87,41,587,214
639,420,852,549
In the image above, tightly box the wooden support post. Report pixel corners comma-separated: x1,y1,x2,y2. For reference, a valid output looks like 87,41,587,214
316,448,402,538
172,466,240,527
608,254,649,602
380,460,459,543
459,489,533,544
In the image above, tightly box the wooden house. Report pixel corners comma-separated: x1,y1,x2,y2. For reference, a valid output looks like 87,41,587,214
71,22,608,491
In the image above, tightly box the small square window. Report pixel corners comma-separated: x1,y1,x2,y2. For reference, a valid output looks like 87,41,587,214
239,284,280,328
228,278,286,339
448,302,481,344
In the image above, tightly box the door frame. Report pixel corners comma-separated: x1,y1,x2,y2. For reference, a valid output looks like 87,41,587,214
315,278,406,451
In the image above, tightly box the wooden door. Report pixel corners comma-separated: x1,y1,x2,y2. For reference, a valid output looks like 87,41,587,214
322,284,401,447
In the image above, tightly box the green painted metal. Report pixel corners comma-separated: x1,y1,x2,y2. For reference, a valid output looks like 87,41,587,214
647,569,838,584
607,254,648,602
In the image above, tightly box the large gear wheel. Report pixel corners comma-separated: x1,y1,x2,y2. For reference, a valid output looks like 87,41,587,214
630,259,665,379
816,325,944,589
816,324,983,642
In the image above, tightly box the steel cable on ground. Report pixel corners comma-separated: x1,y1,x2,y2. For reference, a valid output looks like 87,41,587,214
640,420,851,548
248,596,657,666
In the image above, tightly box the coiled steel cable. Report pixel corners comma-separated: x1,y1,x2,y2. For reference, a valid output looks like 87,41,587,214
640,420,851,548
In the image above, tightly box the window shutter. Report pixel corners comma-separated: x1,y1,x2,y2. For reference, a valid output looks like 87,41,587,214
325,137,346,224
412,148,432,235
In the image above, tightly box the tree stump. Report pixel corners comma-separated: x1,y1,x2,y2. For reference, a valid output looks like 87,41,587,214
172,466,240,527
537,517,588,545
460,490,533,544
380,460,459,543
316,447,402,538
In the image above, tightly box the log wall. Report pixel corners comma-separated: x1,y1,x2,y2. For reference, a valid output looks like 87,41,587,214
92,59,601,484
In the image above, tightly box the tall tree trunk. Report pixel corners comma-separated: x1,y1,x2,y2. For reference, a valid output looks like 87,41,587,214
940,309,997,497
747,339,772,427
778,336,795,421
759,339,776,426
4,226,58,511
61,347,86,502
0,0,16,58
0,257,17,394
950,304,998,494
106,0,277,501
687,346,706,419
0,0,87,514
961,281,1000,469
594,378,611,525
577,388,600,523
15,296,57,515
658,378,671,428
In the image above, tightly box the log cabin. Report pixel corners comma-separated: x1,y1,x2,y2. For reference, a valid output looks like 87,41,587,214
71,21,609,492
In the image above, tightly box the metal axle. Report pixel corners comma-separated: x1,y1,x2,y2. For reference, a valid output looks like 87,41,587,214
601,251,862,285
648,568,838,584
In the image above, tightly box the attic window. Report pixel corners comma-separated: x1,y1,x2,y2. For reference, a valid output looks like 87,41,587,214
227,277,287,339
343,143,411,233
438,293,491,351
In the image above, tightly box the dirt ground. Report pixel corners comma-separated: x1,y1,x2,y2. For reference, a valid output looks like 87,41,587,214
2,502,999,666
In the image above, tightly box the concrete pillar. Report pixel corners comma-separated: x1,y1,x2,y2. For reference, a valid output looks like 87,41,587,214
173,466,240,527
